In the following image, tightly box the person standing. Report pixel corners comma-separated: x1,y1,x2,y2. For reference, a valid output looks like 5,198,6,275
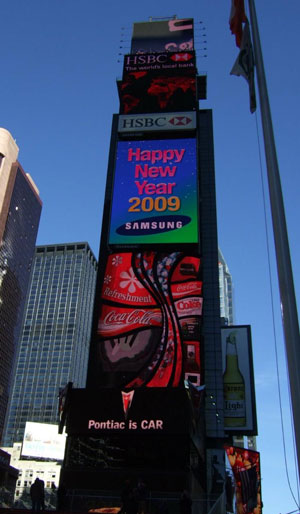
179,490,192,514
30,478,44,512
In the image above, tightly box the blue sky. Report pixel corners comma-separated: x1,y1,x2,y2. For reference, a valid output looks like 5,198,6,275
1,1,300,513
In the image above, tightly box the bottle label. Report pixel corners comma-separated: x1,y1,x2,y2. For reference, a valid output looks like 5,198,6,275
224,383,246,418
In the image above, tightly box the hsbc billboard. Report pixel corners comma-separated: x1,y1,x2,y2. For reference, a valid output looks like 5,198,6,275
118,112,196,133
123,51,196,76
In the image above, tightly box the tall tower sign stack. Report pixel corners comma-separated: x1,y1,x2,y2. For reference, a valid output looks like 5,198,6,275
60,17,259,513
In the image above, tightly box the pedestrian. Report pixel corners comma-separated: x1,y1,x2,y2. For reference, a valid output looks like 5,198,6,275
179,490,192,514
39,478,45,510
121,479,138,514
136,478,148,514
30,478,44,512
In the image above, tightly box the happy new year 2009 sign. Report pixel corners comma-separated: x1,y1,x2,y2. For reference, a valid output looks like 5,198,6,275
109,138,198,245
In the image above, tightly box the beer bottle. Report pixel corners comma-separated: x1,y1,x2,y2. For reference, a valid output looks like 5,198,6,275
223,331,246,427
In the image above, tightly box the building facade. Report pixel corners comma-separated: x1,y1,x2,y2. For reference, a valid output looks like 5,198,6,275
218,249,234,325
2,242,97,447
0,128,42,444
59,18,258,513
2,442,61,510
60,18,224,507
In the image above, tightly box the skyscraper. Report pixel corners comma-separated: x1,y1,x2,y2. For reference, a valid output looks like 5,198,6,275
0,128,42,444
59,18,258,511
218,248,234,325
2,242,97,447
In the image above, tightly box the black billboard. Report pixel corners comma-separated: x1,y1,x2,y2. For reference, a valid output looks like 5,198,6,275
118,73,197,114
66,388,191,436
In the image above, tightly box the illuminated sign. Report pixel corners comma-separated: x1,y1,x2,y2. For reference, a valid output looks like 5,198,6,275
131,19,194,54
66,388,191,435
22,422,66,460
123,51,196,76
225,446,262,514
109,138,198,245
96,251,202,389
119,73,196,114
118,112,196,133
222,325,257,434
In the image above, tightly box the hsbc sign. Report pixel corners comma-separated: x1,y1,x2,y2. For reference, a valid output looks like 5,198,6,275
118,112,196,133
123,51,196,75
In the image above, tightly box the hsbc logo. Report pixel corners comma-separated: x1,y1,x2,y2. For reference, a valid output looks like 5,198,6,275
170,53,193,62
169,116,193,126
118,112,196,133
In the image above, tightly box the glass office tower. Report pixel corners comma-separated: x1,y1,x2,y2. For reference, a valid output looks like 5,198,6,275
0,128,42,443
3,242,97,447
218,249,234,325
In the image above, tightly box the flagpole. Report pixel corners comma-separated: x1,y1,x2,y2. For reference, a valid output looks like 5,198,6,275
247,0,300,485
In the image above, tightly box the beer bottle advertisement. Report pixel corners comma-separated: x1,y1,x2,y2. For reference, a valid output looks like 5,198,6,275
223,331,246,426
97,251,202,389
221,326,257,434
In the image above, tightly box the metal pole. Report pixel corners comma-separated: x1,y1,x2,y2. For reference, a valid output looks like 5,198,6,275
247,0,300,484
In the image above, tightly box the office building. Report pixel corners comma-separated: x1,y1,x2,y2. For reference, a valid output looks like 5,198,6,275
59,18,258,513
61,17,223,501
0,128,42,444
218,248,234,325
2,242,97,447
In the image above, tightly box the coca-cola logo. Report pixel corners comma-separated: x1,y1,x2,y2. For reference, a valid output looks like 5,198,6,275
103,309,161,326
174,282,201,293
175,297,203,317
177,299,201,311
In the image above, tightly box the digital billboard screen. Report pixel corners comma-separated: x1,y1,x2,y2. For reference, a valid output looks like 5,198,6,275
222,326,257,434
109,138,198,245
119,73,196,115
122,52,196,77
22,422,66,461
66,388,191,436
131,19,194,54
225,446,262,514
95,251,202,389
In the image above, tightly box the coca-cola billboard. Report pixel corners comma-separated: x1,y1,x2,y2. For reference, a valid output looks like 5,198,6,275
96,251,203,388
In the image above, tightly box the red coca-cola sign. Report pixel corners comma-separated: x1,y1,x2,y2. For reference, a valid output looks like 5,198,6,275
98,305,162,337
171,280,202,299
96,251,203,388
101,253,157,307
171,256,200,282
174,297,203,317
